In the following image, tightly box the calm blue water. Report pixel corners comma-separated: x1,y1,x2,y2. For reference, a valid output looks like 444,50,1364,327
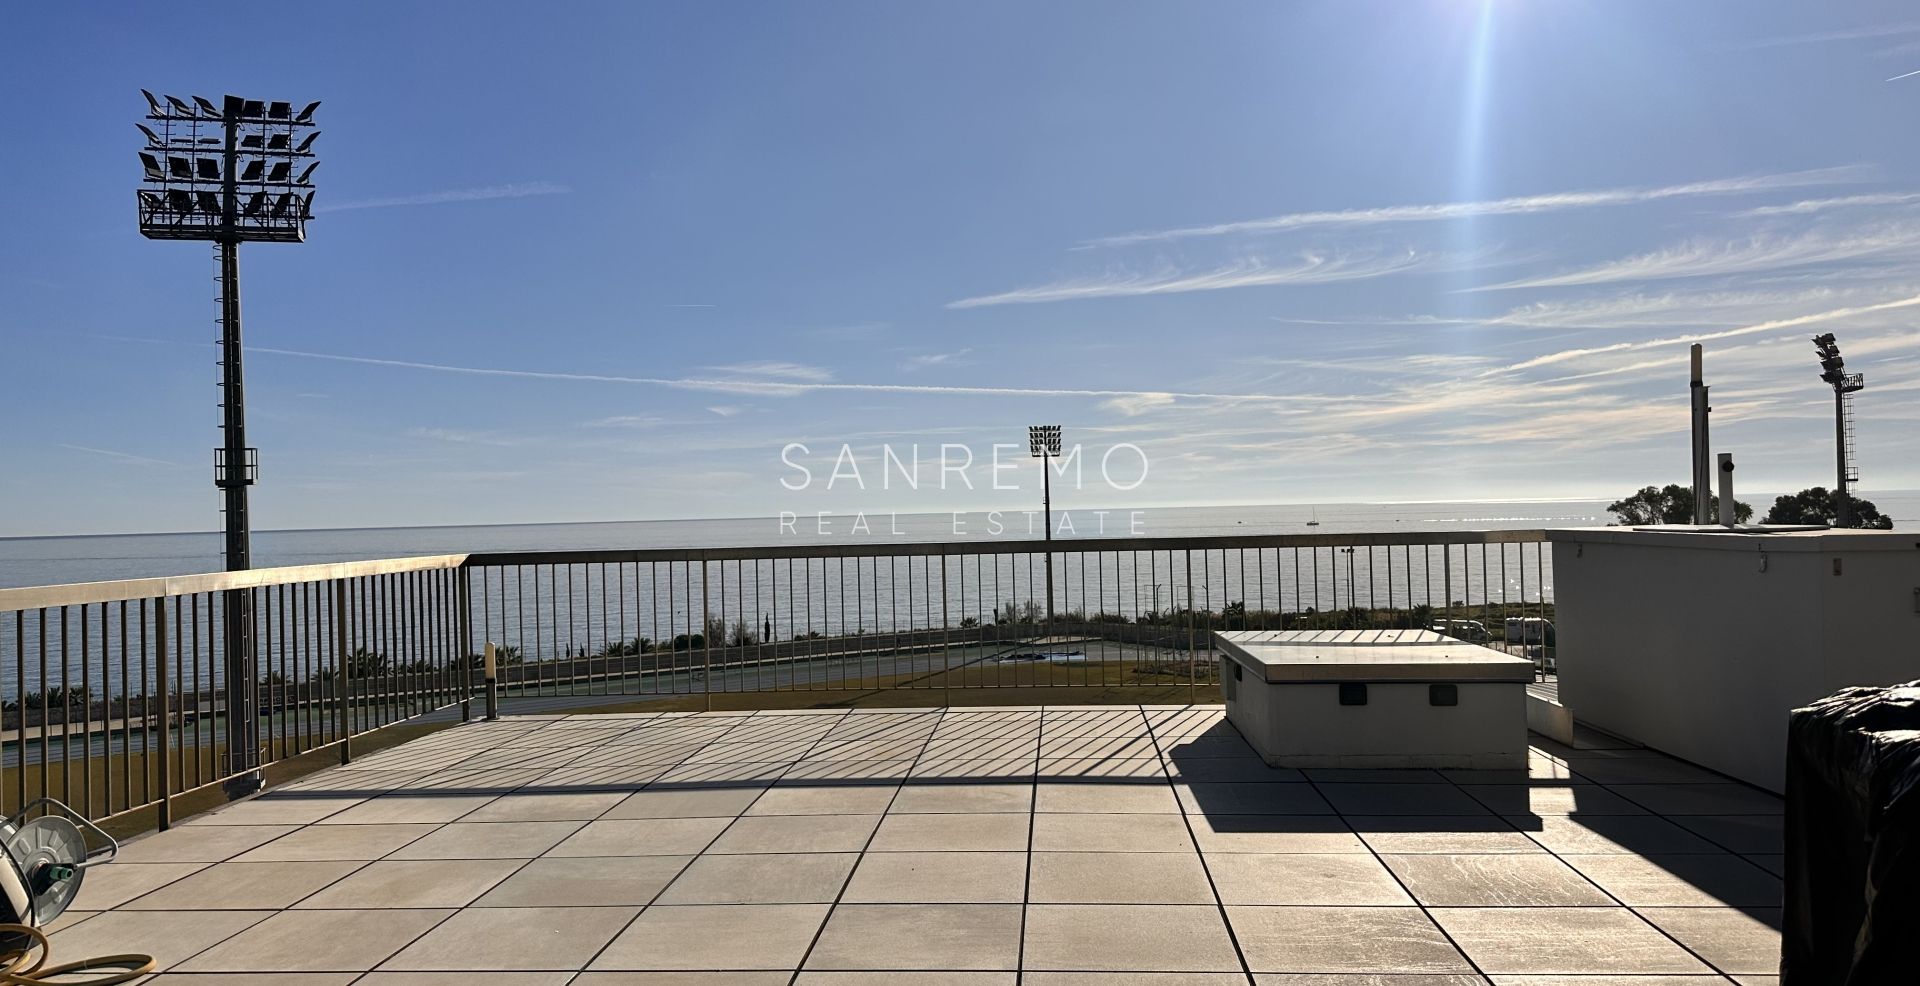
1,493,1913,590
0,499,1632,590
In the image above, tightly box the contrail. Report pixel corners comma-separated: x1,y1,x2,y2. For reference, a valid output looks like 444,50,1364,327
1887,68,1920,82
247,346,1320,405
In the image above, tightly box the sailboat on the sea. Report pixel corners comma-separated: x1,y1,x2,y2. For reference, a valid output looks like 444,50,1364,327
1306,506,1320,527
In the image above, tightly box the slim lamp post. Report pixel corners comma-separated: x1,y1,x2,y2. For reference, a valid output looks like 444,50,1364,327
1029,425,1062,632
137,91,320,797
1811,334,1865,527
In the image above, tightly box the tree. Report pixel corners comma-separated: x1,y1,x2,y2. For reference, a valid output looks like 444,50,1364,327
1763,487,1894,529
1607,484,1751,525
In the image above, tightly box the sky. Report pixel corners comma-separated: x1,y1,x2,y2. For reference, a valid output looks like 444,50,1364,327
3,1,1919,537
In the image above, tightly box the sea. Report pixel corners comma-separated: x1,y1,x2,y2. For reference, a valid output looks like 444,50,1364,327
5,494,1913,590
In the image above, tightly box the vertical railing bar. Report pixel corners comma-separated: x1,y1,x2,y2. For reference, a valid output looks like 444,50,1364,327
152,597,171,830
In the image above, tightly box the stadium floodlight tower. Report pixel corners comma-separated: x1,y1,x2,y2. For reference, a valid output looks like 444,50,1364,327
136,91,320,797
1029,425,1063,628
1811,333,1865,527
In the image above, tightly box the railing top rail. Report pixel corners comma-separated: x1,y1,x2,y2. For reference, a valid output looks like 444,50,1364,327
1,529,1553,610
461,529,1550,567
0,553,469,611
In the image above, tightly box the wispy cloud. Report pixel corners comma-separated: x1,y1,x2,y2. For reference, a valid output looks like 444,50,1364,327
1485,293,1920,375
55,443,177,467
1076,168,1863,248
1738,191,1920,216
1471,225,1920,291
704,361,834,382
947,251,1436,308
665,303,716,309
1722,22,1920,50
706,405,746,417
585,415,667,429
405,426,527,447
315,181,571,214
1101,392,1177,416
899,349,972,372
249,346,1321,405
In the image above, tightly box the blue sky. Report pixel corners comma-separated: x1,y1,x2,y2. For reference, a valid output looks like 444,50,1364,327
3,1,1919,536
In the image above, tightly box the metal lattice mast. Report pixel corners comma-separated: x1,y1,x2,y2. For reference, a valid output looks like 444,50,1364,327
137,91,320,797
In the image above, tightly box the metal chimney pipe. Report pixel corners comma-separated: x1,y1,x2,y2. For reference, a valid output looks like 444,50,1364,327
1691,344,1713,524
1717,453,1736,526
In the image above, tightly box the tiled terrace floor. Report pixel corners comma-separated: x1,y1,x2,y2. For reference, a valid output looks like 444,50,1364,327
57,705,1782,984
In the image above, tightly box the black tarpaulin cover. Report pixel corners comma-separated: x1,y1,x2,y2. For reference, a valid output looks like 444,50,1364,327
1783,680,1920,985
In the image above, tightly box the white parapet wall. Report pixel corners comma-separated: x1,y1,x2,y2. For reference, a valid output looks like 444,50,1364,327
1548,526,1920,793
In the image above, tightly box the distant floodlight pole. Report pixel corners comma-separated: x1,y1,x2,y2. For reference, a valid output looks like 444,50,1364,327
1689,344,1713,524
137,91,320,797
1811,333,1864,527
1029,425,1062,629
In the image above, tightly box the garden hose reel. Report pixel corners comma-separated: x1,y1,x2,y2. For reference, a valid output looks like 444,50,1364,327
0,798,153,985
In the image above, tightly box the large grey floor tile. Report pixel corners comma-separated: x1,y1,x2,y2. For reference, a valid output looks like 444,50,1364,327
125,860,362,910
1319,784,1492,816
1350,816,1545,854
1383,854,1613,906
1032,975,1252,986
1031,812,1195,852
1636,907,1781,975
1044,755,1159,778
116,825,301,863
1025,904,1240,972
1187,814,1366,853
319,794,498,825
1518,814,1723,855
1030,851,1215,903
476,855,691,906
232,823,437,862
805,903,1022,970
869,812,1030,851
599,782,764,813
547,817,731,856
459,791,628,822
1456,784,1645,816
1176,783,1333,815
656,852,857,903
1669,814,1783,854
889,782,1033,813
841,850,1027,903
381,905,638,971
388,820,583,859
1035,782,1179,813
1254,976,1482,986
747,784,899,815
1565,756,1738,785
185,795,365,826
1431,907,1713,975
1606,784,1783,816
359,974,575,985
178,908,453,972
706,813,879,853
1211,853,1412,905
295,858,523,909
797,973,1018,984
146,974,359,985
47,909,273,971
69,861,207,909
1163,758,1303,783
590,903,830,970
1563,854,1782,907
573,973,788,985
1228,906,1472,974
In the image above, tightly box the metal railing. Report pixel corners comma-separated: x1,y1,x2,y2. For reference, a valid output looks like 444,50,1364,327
0,531,1551,827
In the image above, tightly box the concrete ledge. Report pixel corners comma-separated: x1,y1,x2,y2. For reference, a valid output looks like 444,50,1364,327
1526,689,1574,745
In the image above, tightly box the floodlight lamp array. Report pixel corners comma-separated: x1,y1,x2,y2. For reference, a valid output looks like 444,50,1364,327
1029,424,1063,458
136,91,319,242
